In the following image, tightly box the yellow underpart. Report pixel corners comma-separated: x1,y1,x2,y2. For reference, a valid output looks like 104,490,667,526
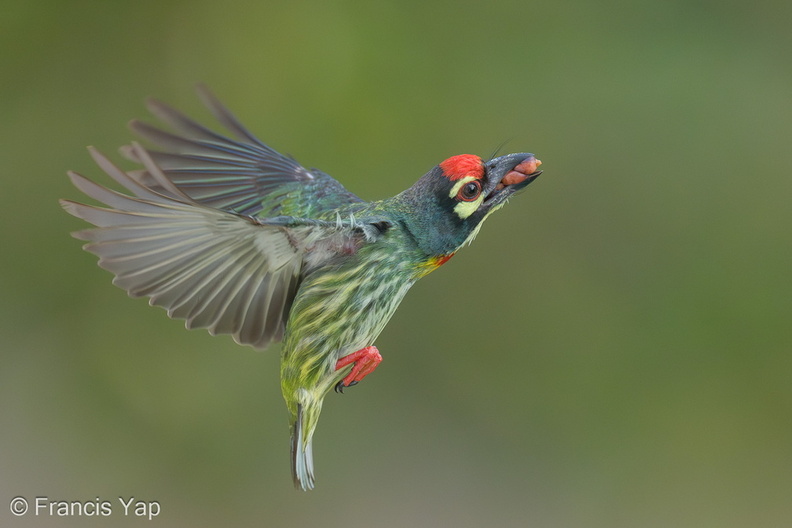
448,176,484,220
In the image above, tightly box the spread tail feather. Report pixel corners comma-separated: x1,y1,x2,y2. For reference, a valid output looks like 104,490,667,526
291,404,315,491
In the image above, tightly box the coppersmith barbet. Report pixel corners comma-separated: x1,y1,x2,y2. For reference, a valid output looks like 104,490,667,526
61,86,544,490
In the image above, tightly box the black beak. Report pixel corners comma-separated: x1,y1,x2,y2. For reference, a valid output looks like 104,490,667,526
483,153,543,205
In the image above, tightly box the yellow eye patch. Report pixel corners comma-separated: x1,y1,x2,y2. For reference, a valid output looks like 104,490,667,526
449,176,484,219
448,176,478,199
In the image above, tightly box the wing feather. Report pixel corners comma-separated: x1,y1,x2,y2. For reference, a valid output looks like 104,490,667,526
62,148,385,350
120,86,363,217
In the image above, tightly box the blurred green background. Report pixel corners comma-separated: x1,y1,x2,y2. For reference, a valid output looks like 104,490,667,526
2,0,791,526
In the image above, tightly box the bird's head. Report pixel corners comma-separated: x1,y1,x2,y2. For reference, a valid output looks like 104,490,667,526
398,153,543,257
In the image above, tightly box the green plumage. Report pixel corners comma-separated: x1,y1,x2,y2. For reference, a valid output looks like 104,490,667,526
280,202,426,488
61,87,543,490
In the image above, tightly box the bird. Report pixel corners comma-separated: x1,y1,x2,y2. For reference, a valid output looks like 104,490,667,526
60,86,544,490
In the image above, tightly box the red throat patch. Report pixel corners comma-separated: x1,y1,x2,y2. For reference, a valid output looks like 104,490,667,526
416,252,456,278
439,154,484,181
433,253,455,267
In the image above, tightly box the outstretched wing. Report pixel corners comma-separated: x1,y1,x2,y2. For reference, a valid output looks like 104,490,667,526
61,146,388,350
120,84,363,217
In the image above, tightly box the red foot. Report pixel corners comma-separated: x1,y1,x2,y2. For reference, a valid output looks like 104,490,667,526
334,346,382,393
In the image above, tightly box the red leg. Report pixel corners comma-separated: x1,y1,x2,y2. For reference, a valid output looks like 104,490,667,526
334,346,382,393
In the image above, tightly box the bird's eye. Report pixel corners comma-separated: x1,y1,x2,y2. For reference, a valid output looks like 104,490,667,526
456,180,482,202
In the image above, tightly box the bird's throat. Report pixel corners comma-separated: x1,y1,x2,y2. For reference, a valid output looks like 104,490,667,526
416,252,455,278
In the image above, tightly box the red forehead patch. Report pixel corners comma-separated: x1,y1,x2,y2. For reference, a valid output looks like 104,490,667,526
439,154,484,181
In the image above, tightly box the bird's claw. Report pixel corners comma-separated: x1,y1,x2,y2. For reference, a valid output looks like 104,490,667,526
334,380,359,394
333,346,381,395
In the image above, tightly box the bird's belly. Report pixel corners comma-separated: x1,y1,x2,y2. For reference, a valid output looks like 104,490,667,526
280,259,415,394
